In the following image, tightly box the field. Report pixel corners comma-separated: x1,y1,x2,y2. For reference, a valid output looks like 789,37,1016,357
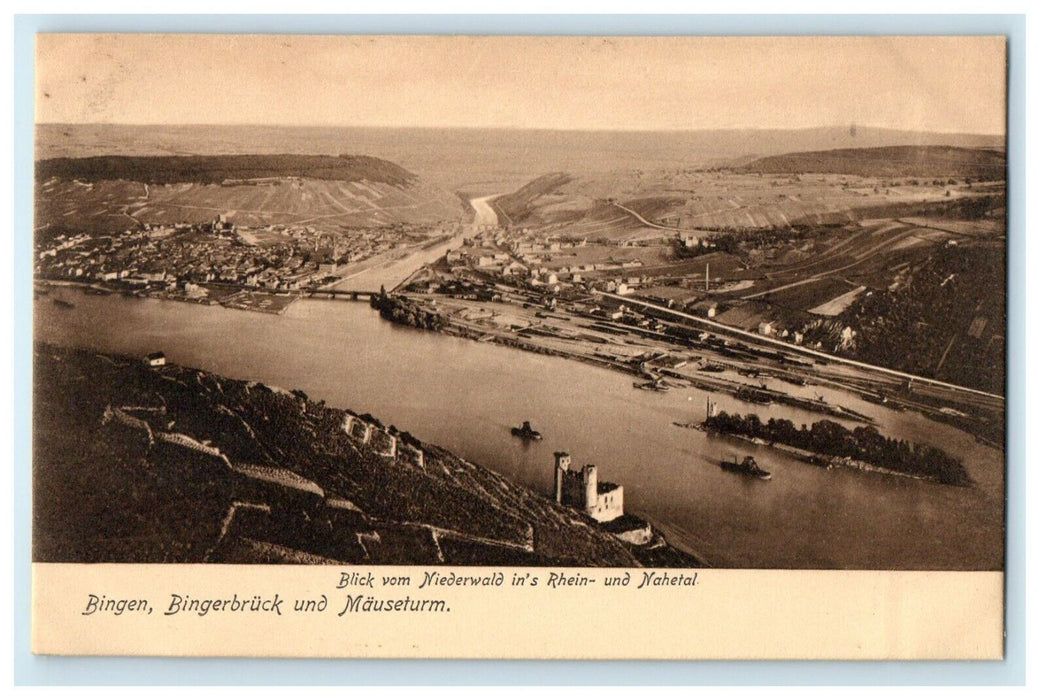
478,147,1006,378
658,216,1002,328
499,169,1002,237
806,285,868,316
739,220,968,299
32,129,1008,394
35,176,466,233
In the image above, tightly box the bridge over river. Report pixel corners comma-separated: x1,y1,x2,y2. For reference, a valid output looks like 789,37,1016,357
303,288,378,301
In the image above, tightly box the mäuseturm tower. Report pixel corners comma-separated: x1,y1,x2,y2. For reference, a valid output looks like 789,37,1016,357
552,451,624,523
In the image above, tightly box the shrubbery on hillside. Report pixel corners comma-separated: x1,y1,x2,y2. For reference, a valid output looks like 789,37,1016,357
738,146,1006,180
37,154,417,186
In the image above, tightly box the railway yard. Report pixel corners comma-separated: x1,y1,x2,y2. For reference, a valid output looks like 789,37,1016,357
385,158,1006,447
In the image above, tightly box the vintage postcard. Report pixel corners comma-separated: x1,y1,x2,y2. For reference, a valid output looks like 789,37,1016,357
31,34,1007,659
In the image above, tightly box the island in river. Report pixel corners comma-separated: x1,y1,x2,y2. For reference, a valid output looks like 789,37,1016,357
695,410,971,486
33,343,699,567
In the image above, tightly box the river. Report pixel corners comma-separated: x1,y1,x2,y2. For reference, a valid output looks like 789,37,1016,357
35,289,1004,569
469,194,501,228
329,195,499,293
330,235,465,293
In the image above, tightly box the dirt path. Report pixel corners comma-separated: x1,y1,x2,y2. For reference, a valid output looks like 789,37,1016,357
610,201,688,232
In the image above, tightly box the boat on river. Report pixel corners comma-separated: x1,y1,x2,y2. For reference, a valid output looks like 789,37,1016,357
633,377,670,392
735,386,773,405
720,454,772,480
511,421,542,441
805,455,834,469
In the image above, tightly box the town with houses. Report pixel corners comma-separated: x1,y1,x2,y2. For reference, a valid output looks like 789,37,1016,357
34,216,454,312
398,222,836,357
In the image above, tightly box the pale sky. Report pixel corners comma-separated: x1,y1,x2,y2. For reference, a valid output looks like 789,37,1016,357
36,35,1007,134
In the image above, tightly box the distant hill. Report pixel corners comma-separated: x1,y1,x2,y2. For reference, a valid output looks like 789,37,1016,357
488,155,1008,235
36,123,1006,190
34,154,466,232
490,172,572,225
36,154,417,187
737,146,1006,180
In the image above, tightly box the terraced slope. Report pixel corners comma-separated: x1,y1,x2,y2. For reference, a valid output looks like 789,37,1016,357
37,154,419,186
489,172,572,225
35,154,466,233
495,153,1004,237
33,345,694,566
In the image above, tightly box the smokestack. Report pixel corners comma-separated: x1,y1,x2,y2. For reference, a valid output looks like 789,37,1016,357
705,263,710,292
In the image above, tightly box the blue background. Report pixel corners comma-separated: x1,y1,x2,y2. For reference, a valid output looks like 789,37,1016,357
12,13,1026,685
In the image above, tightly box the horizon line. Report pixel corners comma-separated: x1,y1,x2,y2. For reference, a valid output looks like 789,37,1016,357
35,122,1007,138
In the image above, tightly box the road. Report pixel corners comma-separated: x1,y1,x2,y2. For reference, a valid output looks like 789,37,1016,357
598,291,1005,402
610,201,688,233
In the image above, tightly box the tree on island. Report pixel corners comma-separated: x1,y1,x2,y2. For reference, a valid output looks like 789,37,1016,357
702,411,969,486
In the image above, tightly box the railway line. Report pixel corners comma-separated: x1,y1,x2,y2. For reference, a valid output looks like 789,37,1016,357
598,291,1004,403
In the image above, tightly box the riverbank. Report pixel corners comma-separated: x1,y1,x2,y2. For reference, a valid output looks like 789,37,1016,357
372,290,643,373
373,288,1004,450
33,228,464,315
373,292,889,425
37,277,303,315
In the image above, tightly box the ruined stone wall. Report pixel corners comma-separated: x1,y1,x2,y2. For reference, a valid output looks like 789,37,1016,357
587,484,624,523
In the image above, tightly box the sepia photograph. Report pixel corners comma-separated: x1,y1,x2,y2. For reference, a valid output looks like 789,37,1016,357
32,33,1007,570
25,31,1014,660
